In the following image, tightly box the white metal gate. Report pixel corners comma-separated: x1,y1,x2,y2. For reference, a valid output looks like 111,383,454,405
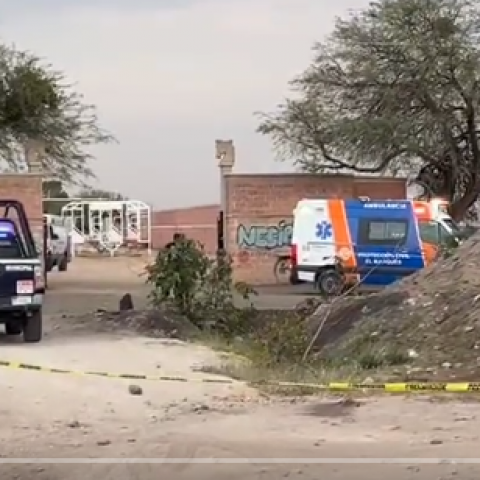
61,199,151,256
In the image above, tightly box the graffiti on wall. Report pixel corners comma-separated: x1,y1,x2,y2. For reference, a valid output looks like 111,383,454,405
236,220,292,250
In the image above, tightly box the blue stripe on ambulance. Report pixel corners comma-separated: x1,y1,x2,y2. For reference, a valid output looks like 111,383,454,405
344,200,425,287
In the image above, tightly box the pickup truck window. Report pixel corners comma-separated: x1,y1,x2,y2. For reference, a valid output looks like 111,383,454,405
0,220,25,258
0,235,22,258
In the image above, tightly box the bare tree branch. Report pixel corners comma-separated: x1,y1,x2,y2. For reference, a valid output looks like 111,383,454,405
257,0,480,219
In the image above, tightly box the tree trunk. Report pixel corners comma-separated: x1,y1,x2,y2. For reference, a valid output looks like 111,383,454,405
448,188,479,222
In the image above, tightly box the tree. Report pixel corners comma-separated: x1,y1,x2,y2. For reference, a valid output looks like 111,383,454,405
43,179,69,214
43,179,69,199
42,179,70,215
257,0,480,220
0,43,114,182
78,188,127,201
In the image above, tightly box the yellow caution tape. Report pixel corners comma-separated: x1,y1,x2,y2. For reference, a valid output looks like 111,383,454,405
0,360,235,384
1,360,479,392
254,380,480,392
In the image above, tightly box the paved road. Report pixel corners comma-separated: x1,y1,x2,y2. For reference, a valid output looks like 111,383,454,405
45,257,314,313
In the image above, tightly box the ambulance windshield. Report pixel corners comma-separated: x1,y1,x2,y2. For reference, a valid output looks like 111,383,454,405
435,202,462,237
440,216,475,245
442,217,462,236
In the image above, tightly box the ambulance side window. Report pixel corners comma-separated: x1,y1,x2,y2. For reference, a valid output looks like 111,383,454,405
359,219,408,246
418,220,440,245
438,224,459,249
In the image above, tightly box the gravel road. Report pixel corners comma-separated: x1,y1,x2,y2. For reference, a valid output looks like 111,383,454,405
0,257,479,480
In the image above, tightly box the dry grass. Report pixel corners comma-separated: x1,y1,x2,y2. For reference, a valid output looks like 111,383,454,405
195,332,377,396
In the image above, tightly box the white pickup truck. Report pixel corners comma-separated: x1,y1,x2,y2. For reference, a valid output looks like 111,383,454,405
45,221,71,272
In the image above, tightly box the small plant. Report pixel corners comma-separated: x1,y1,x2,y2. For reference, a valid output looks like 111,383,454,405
146,239,256,331
248,312,311,366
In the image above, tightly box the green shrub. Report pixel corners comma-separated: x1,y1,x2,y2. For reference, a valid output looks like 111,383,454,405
146,238,208,316
146,239,256,331
146,239,313,368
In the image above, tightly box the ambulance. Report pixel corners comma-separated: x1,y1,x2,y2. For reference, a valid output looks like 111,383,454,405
290,198,461,295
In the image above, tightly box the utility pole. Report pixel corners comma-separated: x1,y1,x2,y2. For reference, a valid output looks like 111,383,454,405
216,139,235,252
24,139,47,285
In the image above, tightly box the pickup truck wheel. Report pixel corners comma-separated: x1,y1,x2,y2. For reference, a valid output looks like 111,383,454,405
23,310,42,343
58,254,68,272
45,255,54,272
5,321,22,336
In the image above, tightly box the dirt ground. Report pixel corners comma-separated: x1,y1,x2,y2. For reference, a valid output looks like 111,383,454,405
0,257,479,480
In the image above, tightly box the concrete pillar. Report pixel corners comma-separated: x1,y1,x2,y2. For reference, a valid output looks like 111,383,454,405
216,140,235,252
24,139,45,174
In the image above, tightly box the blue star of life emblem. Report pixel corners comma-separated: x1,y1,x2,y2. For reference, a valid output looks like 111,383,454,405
315,221,333,240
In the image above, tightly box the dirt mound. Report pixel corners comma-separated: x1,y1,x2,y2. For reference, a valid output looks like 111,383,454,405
74,305,201,339
308,233,480,380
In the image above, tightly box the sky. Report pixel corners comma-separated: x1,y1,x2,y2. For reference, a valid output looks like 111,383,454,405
0,0,369,208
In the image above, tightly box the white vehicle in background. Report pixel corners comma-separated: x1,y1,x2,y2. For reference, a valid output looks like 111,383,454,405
44,215,72,272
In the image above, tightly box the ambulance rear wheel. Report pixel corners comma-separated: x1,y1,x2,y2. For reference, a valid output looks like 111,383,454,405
315,269,344,296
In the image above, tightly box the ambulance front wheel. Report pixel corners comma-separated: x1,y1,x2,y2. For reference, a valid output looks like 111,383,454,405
315,269,344,296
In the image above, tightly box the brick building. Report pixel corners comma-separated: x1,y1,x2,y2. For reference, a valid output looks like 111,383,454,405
0,142,50,260
0,175,43,244
151,204,218,254
0,140,406,285
151,140,408,284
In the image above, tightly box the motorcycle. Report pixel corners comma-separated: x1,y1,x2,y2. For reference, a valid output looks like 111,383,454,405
273,254,301,284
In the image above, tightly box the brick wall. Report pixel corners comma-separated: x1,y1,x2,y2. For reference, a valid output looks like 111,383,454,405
0,174,43,251
151,204,218,253
150,173,407,284
225,173,407,284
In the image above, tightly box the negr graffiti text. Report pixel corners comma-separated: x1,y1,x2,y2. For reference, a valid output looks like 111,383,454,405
236,220,292,250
